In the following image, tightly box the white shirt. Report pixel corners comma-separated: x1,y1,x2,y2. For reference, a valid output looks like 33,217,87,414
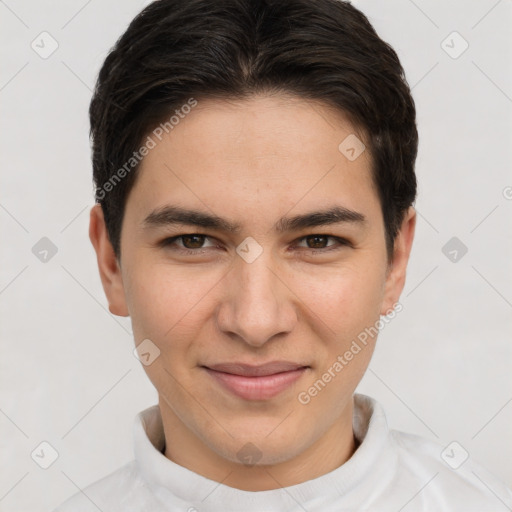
54,393,512,511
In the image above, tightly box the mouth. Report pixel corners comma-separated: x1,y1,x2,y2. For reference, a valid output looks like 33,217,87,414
201,361,310,401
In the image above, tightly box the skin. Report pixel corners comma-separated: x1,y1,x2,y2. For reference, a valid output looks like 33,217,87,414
89,93,416,491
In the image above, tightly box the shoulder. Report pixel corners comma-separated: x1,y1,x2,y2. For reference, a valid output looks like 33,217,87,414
53,460,161,512
388,429,512,510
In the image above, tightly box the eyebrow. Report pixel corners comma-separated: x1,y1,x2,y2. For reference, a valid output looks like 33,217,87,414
143,205,367,233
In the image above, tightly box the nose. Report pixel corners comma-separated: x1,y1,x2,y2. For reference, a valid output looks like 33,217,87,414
215,249,297,348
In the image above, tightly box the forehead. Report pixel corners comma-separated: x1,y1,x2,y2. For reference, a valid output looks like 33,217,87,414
126,94,380,229
155,94,368,167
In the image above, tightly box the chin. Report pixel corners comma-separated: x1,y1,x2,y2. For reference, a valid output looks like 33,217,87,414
210,431,308,467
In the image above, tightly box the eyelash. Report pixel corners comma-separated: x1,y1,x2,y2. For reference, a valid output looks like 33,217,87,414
159,234,351,256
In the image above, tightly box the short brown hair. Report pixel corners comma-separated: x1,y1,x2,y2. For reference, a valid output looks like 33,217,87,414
89,0,418,262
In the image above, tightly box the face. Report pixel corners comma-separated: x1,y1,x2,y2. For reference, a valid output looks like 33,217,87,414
90,93,415,487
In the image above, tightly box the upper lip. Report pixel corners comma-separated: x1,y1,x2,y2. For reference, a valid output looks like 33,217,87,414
204,361,308,377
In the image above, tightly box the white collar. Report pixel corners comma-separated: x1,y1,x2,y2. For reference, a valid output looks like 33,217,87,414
133,393,396,511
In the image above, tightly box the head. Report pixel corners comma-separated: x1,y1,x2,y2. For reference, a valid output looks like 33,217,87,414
89,0,417,486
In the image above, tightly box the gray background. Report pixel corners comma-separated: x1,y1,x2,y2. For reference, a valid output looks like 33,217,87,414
1,0,511,510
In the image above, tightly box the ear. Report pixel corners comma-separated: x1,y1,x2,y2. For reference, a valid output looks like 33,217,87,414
380,206,416,315
89,204,130,317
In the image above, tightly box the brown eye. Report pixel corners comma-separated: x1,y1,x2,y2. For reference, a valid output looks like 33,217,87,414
295,235,351,253
181,234,206,249
160,234,216,252
305,235,329,249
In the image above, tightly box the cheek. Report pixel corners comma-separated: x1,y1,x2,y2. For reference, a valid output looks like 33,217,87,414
286,262,385,335
127,265,221,345
293,268,383,414
126,267,218,397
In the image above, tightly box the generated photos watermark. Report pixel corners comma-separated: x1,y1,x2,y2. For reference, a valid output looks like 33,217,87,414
96,97,198,200
297,301,403,405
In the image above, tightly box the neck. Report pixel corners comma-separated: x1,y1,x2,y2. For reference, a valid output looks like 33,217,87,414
159,397,357,491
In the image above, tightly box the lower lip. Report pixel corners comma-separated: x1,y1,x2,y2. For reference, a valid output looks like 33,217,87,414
204,367,308,400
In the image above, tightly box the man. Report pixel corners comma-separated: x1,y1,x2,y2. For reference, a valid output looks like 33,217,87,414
55,0,512,510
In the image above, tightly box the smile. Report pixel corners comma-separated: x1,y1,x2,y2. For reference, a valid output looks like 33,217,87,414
202,362,309,400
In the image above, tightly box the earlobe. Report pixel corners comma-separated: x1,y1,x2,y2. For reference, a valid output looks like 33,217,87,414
89,204,130,317
380,207,416,316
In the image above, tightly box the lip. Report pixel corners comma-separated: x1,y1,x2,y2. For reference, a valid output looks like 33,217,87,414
202,361,309,400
